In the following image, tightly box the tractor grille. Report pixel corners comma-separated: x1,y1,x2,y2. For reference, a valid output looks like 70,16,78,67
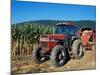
41,42,48,48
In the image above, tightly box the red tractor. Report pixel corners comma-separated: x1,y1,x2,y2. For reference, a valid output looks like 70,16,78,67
33,22,84,67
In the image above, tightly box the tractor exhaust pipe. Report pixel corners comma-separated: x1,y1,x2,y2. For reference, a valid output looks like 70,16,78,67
53,26,55,34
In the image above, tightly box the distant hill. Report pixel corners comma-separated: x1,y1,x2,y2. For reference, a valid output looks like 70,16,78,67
13,20,96,29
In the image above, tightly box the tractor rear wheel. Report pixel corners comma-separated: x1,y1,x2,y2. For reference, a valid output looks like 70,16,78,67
51,45,69,67
32,47,44,64
72,39,84,59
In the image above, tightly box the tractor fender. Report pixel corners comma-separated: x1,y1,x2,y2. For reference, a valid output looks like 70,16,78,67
71,36,81,46
56,40,64,45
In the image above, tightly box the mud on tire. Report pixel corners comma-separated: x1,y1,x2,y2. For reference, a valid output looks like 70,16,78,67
32,47,44,64
50,45,69,67
72,39,84,59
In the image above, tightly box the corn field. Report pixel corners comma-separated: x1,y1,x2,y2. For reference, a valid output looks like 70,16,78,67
11,23,53,56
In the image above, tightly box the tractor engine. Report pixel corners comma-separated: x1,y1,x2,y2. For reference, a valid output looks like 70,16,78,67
40,34,65,52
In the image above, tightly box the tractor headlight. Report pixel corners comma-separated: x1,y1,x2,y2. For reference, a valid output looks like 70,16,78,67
40,38,49,42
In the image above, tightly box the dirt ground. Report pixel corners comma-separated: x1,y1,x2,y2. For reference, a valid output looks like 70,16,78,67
11,49,96,74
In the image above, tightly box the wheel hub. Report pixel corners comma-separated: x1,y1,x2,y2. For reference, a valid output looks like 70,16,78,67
58,51,65,62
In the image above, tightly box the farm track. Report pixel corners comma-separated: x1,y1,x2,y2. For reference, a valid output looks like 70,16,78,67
11,49,96,74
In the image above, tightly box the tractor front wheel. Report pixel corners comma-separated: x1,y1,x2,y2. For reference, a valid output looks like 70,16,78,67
32,47,44,64
51,45,69,67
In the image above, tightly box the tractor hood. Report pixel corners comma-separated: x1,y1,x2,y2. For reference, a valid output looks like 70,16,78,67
40,34,65,50
48,34,65,40
40,34,65,42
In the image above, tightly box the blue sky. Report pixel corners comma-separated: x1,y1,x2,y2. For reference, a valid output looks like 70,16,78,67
11,0,96,24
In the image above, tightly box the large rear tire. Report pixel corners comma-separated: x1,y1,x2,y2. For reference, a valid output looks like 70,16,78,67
72,39,84,59
51,45,69,67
